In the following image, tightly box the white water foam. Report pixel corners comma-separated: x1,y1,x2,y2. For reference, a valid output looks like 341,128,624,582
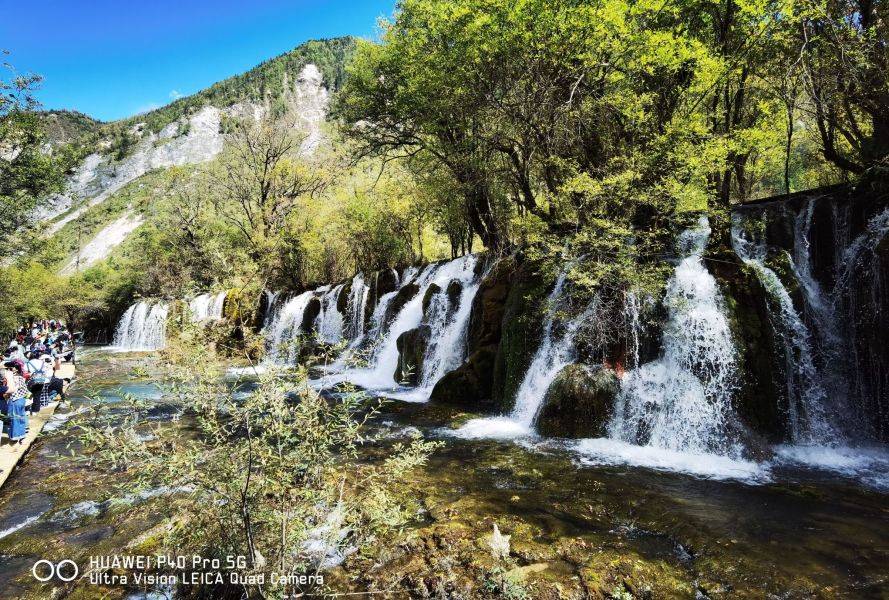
112,301,169,351
771,444,889,491
573,438,768,482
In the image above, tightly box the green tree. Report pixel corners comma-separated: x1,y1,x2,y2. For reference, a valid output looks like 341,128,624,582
0,54,65,255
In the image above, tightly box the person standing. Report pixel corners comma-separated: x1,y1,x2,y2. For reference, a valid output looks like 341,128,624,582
1,363,28,443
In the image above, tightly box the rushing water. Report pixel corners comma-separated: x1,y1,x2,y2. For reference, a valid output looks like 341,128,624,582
265,291,314,364
609,216,743,459
189,291,227,322
315,283,346,344
321,255,481,399
732,219,838,445
343,274,370,340
456,264,594,438
112,301,169,351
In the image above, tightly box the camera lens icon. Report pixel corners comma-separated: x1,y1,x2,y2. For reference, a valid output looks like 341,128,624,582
32,559,79,582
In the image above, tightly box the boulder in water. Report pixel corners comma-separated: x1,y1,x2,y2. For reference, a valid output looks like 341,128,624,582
536,364,619,438
395,325,430,385
446,279,463,308
336,280,352,314
429,347,498,409
421,283,442,316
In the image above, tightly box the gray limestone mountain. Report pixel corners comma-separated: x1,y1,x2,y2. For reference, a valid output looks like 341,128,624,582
44,36,355,273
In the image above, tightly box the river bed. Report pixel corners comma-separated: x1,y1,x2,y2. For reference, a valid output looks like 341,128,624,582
0,349,886,598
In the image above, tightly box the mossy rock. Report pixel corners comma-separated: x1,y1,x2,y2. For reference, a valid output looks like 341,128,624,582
429,347,498,409
467,255,516,353
536,364,619,438
223,287,263,329
421,283,442,316
395,325,430,385
492,256,552,413
712,257,785,442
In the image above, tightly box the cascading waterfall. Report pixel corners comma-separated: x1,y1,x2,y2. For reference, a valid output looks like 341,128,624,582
265,291,314,364
189,291,227,322
397,257,483,399
112,300,169,351
345,256,479,392
623,291,644,371
510,271,589,427
834,207,889,292
608,216,743,457
456,264,594,438
732,219,838,445
315,284,346,344
344,274,370,340
791,200,846,366
313,255,480,398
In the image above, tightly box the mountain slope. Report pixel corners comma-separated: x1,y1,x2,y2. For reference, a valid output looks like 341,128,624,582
44,37,356,273
119,36,356,135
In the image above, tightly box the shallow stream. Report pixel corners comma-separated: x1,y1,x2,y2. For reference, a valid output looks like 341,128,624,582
0,349,885,598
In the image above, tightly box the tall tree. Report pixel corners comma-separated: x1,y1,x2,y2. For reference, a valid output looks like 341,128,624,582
0,54,64,255
796,0,889,174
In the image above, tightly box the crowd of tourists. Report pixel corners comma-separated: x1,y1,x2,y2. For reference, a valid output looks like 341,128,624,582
0,320,75,444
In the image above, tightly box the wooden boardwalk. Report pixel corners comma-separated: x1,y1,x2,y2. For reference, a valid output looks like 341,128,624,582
0,362,75,490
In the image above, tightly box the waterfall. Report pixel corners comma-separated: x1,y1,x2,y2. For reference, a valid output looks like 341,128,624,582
262,291,280,328
732,220,838,445
265,291,314,364
834,207,889,293
112,301,169,351
455,263,595,439
792,200,845,356
509,270,588,427
315,284,346,344
318,255,480,397
623,292,643,371
361,256,477,391
344,274,370,340
608,216,743,457
396,256,483,400
189,291,227,322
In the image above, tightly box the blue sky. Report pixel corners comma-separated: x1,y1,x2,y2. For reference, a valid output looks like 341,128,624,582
1,0,395,121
